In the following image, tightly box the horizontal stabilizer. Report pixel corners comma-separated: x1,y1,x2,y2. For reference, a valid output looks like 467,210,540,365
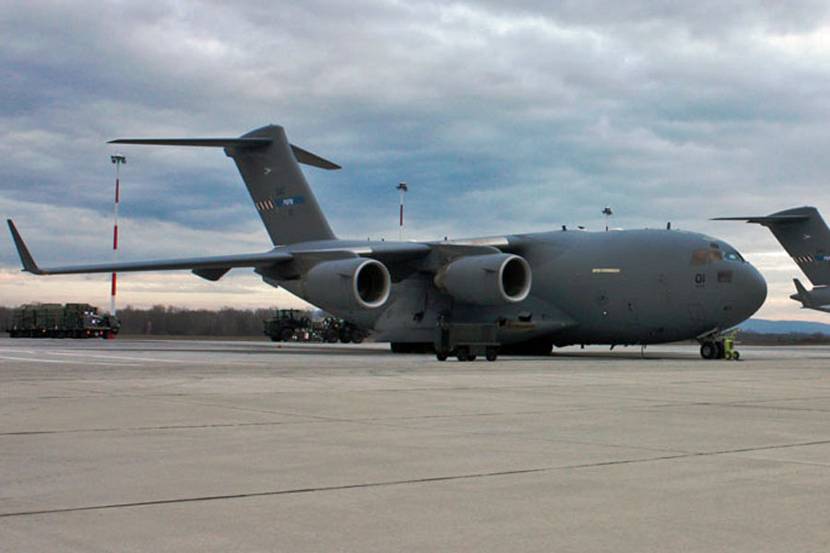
108,137,340,170
109,138,272,148
712,215,810,225
288,144,341,170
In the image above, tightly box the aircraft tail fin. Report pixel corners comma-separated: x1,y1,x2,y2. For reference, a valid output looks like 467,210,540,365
792,278,813,307
714,206,830,286
110,125,339,245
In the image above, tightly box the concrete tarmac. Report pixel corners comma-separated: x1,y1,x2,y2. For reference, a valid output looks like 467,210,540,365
1,337,830,552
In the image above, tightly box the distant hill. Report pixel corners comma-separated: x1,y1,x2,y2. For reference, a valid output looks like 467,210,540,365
739,319,830,335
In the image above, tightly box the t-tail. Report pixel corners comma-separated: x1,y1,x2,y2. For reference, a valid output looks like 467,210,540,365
714,206,830,286
110,124,339,246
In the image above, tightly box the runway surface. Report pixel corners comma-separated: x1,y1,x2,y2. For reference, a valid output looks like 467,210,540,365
2,337,830,552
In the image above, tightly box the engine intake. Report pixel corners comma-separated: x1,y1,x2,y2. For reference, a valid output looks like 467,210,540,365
303,258,391,310
434,253,531,305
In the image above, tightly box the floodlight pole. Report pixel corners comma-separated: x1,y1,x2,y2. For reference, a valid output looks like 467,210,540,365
397,182,408,240
110,154,126,316
602,206,613,232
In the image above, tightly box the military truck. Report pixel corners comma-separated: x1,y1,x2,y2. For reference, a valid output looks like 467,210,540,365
6,303,120,339
263,309,311,342
263,309,367,343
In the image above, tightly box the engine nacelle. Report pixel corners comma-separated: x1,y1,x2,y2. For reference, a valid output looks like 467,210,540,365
434,253,531,305
303,258,391,310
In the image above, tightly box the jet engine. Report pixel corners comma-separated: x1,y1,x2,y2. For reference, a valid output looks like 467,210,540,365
303,258,391,310
434,253,531,305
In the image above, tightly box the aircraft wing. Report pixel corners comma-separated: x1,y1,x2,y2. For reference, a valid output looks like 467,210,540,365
7,219,293,279
9,219,508,283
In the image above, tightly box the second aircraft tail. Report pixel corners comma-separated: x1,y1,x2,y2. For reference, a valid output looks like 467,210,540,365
715,206,830,286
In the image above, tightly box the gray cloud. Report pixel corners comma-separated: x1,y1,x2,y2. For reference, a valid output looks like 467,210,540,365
2,1,830,318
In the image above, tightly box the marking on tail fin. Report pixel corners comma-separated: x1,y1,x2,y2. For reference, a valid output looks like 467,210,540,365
276,196,305,208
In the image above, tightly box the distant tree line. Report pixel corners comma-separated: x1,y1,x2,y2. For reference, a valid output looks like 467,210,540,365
0,305,306,337
2,304,830,342
116,306,283,336
737,331,830,346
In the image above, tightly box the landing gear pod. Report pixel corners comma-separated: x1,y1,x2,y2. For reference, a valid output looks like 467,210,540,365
303,258,391,310
434,254,532,305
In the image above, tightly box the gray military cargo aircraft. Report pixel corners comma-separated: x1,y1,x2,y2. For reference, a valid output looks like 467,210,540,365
8,124,767,359
716,206,830,314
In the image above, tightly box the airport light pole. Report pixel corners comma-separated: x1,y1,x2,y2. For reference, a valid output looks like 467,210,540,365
602,206,613,232
110,154,126,318
397,182,408,240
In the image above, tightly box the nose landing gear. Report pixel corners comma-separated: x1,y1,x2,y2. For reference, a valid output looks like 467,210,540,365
699,331,740,360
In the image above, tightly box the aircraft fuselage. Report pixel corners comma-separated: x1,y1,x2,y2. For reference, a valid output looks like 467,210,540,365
274,227,767,348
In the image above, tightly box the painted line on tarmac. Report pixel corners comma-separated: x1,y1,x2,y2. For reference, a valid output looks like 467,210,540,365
40,350,272,368
4,438,830,519
0,355,139,366
43,350,196,364
0,420,321,437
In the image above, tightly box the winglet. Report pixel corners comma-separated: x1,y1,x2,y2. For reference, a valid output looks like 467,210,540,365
6,220,43,274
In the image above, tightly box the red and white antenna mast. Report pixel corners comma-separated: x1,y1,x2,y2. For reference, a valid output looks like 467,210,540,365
110,154,126,317
396,181,408,240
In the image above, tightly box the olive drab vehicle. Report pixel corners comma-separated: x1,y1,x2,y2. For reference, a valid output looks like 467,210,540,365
263,309,367,343
7,303,120,339
263,309,311,342
9,124,766,360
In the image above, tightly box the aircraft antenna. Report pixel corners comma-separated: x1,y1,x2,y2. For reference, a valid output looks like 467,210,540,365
110,154,126,321
397,182,408,240
602,206,613,231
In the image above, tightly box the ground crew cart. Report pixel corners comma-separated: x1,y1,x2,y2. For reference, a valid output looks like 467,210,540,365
434,322,500,362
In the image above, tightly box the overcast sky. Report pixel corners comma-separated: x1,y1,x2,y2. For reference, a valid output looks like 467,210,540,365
3,1,830,320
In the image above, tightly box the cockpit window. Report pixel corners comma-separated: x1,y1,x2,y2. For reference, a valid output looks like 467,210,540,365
725,252,743,262
691,249,723,265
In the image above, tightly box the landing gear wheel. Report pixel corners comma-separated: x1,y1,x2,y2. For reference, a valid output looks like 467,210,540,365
733,351,740,361
436,352,448,361
700,342,717,360
467,354,477,362
456,347,469,362
485,347,498,362
280,328,294,342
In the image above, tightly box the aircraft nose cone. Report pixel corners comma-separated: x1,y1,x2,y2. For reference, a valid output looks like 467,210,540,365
741,263,767,318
